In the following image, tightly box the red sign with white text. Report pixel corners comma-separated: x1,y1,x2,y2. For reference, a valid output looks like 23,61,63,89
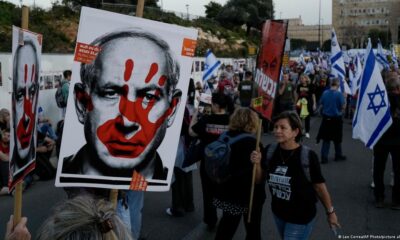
252,20,288,121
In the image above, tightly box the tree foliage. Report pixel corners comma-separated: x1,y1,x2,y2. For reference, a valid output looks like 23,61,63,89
368,28,391,48
62,0,159,9
205,1,222,19
62,0,102,8
0,0,257,56
215,0,273,35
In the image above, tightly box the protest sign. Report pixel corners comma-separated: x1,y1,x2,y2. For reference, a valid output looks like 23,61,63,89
252,20,288,121
55,7,198,191
9,26,42,191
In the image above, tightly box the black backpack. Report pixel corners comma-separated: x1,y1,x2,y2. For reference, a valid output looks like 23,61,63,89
55,82,67,108
204,132,254,183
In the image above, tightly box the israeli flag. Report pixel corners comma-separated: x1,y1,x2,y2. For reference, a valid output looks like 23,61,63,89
392,48,399,69
202,49,221,82
299,53,306,66
376,40,390,70
349,56,363,95
352,39,392,149
330,28,351,95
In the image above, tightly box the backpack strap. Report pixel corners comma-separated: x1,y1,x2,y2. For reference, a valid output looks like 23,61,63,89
300,145,311,182
266,143,279,166
218,132,254,144
226,133,254,145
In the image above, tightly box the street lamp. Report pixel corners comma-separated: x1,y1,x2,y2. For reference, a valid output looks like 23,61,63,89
318,0,321,48
386,19,390,48
186,4,189,20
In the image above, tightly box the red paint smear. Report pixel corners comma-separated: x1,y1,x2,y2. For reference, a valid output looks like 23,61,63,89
145,63,158,83
97,84,175,158
24,64,27,83
16,63,36,149
158,75,167,87
76,91,94,112
124,59,134,82
31,64,35,83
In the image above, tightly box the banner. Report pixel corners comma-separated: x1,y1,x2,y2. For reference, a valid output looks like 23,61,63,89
252,20,288,120
55,7,198,191
9,26,42,190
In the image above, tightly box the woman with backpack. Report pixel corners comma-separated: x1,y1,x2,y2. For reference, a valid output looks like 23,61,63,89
251,111,340,240
212,107,265,240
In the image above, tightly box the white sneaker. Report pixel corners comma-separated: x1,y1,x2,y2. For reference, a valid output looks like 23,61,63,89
305,133,310,138
370,182,375,188
0,187,9,196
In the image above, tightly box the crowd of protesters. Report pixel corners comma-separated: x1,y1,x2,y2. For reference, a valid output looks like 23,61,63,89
2,51,400,240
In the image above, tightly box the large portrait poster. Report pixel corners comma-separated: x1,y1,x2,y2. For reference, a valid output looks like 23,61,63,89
55,7,198,191
252,20,287,120
9,26,42,190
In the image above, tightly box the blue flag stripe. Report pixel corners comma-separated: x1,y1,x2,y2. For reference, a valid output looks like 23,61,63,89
366,108,392,148
353,48,375,127
205,49,212,58
333,65,345,92
331,51,343,64
202,60,221,81
376,54,389,68
333,64,345,77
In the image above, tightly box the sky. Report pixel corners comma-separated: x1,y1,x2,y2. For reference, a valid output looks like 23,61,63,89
5,0,332,25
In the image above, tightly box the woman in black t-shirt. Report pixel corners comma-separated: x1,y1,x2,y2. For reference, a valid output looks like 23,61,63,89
251,111,340,240
189,92,231,229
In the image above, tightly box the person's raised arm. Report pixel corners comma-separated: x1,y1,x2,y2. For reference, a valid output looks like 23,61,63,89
278,81,286,96
189,110,199,137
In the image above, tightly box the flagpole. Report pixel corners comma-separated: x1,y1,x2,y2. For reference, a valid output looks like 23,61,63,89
318,0,321,48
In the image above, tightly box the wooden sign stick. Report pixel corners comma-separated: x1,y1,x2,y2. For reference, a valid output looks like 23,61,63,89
13,5,30,227
109,189,119,209
247,118,263,223
136,0,145,18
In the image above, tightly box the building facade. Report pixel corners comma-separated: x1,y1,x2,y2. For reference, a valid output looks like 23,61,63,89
286,17,332,46
332,0,400,47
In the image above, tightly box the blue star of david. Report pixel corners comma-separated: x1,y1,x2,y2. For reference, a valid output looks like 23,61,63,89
367,85,387,115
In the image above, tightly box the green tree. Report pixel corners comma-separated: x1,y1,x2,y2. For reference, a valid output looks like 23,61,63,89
62,0,102,8
368,28,390,48
205,1,222,19
290,39,307,50
321,39,331,51
62,0,159,8
216,0,273,35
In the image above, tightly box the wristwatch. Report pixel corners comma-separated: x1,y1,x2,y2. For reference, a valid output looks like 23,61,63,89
326,206,335,215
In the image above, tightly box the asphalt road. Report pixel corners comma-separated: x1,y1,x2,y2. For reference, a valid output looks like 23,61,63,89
1,116,399,239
